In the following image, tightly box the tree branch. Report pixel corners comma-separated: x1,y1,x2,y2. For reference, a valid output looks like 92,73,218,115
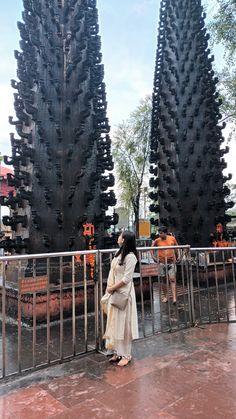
118,145,140,184
220,113,236,123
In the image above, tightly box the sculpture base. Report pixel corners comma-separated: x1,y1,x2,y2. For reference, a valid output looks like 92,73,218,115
191,262,234,285
2,263,232,324
0,275,150,324
1,283,96,324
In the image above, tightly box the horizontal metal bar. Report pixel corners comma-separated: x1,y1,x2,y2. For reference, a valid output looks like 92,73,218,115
140,245,191,251
191,247,236,251
2,245,224,263
0,250,97,262
0,245,234,263
99,245,191,253
97,249,118,254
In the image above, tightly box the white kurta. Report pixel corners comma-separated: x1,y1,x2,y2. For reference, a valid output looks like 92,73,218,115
103,252,139,351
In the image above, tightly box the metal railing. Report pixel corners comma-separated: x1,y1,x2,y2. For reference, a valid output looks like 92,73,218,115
189,247,236,325
98,245,192,349
0,245,236,379
0,250,98,379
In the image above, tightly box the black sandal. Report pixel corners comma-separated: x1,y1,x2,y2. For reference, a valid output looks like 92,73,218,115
109,355,122,363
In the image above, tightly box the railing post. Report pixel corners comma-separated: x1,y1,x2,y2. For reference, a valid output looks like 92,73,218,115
72,255,76,357
17,259,22,374
98,250,106,352
94,251,100,352
138,250,146,338
2,261,6,378
185,246,195,326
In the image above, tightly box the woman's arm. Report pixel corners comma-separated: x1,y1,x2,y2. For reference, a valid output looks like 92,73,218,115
174,238,181,261
107,254,137,293
107,265,114,287
107,280,125,293
151,239,158,262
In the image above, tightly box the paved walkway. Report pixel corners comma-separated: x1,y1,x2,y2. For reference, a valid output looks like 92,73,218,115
0,323,236,418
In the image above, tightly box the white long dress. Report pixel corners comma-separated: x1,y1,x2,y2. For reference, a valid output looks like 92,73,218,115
103,252,139,357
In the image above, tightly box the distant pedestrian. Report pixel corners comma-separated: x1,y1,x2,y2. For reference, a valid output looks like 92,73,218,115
152,226,180,304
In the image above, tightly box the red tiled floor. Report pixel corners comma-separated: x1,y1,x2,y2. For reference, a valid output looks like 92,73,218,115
0,386,66,419
40,374,111,408
148,412,176,419
103,357,154,387
164,383,236,419
94,384,169,419
128,366,205,399
1,324,236,418
51,398,121,419
172,349,232,380
206,373,236,399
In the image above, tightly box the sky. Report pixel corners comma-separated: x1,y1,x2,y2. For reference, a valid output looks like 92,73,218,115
0,0,235,181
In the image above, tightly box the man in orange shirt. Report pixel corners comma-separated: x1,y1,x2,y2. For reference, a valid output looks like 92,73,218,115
152,226,180,304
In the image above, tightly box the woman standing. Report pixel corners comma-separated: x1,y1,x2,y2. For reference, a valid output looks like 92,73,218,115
103,231,139,367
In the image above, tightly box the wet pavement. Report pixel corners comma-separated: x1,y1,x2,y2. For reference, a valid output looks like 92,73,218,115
0,323,236,418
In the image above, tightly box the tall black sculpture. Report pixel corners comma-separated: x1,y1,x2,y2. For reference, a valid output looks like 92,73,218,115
1,0,117,254
149,0,233,246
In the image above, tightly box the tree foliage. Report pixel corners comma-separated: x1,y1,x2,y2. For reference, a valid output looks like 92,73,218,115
209,0,236,63
112,96,152,236
208,0,236,125
215,67,236,125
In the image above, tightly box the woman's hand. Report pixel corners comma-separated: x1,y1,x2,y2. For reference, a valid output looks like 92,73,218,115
107,281,125,294
107,286,115,294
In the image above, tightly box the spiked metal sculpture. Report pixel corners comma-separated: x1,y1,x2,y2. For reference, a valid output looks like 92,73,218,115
149,0,233,246
1,0,117,254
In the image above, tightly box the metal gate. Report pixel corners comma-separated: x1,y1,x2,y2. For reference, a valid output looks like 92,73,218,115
0,250,98,379
189,247,236,325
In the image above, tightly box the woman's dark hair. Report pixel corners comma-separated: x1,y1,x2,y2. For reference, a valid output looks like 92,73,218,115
115,230,138,265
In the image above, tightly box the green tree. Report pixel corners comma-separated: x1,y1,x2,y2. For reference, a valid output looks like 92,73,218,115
209,0,236,61
113,96,152,237
215,68,236,126
208,0,236,124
